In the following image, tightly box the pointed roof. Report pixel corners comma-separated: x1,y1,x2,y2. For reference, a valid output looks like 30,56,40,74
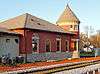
0,13,74,34
57,5,80,24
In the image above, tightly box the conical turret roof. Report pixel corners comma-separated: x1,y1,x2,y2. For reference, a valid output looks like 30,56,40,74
57,5,80,24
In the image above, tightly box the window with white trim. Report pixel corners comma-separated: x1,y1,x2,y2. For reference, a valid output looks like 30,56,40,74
66,40,69,51
45,39,51,52
71,41,77,50
74,25,78,30
74,41,77,50
56,38,61,51
32,33,39,52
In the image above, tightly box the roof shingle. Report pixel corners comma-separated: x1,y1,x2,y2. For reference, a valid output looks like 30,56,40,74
0,13,74,34
56,5,80,24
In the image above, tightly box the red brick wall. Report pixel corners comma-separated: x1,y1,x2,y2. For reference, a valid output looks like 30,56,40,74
24,30,33,53
12,29,26,54
13,29,72,54
25,30,72,53
61,34,70,52
39,31,57,53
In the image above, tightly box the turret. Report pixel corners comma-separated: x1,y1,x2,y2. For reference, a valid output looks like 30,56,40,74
56,5,80,34
57,5,80,58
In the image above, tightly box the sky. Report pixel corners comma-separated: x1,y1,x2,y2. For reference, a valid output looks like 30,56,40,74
0,0,100,34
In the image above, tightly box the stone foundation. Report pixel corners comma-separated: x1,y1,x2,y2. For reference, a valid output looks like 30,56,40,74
27,52,72,62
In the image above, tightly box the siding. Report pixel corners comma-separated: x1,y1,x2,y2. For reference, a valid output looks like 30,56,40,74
0,36,19,58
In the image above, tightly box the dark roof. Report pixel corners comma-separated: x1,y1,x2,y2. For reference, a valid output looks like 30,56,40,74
0,13,74,34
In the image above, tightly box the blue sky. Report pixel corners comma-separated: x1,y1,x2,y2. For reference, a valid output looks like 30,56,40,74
0,0,100,34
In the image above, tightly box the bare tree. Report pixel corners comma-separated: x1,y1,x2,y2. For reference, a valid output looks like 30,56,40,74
89,30,100,48
79,33,89,49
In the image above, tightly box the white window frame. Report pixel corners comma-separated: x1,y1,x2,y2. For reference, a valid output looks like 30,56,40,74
45,39,51,52
71,39,79,51
56,38,61,52
74,25,78,31
66,40,69,52
32,34,39,53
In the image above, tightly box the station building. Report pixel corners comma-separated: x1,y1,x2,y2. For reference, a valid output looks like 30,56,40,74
0,5,80,62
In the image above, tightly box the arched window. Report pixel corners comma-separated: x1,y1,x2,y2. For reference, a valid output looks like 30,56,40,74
56,37,61,52
45,39,51,52
74,25,78,30
71,41,77,51
32,33,39,52
66,40,69,51
74,41,77,50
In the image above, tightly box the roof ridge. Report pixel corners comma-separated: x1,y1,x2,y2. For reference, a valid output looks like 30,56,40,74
24,13,29,28
66,5,80,23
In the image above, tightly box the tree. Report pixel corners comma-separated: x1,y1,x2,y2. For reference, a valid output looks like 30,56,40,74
79,33,89,50
89,30,100,48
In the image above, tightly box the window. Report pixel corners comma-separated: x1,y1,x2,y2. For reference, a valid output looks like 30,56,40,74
74,25,78,30
37,23,41,25
71,41,77,50
15,39,19,43
69,25,74,31
31,19,34,21
70,25,73,28
56,38,61,51
32,39,38,52
66,41,69,51
74,41,77,50
71,42,74,49
45,40,51,52
6,39,10,43
32,33,39,52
